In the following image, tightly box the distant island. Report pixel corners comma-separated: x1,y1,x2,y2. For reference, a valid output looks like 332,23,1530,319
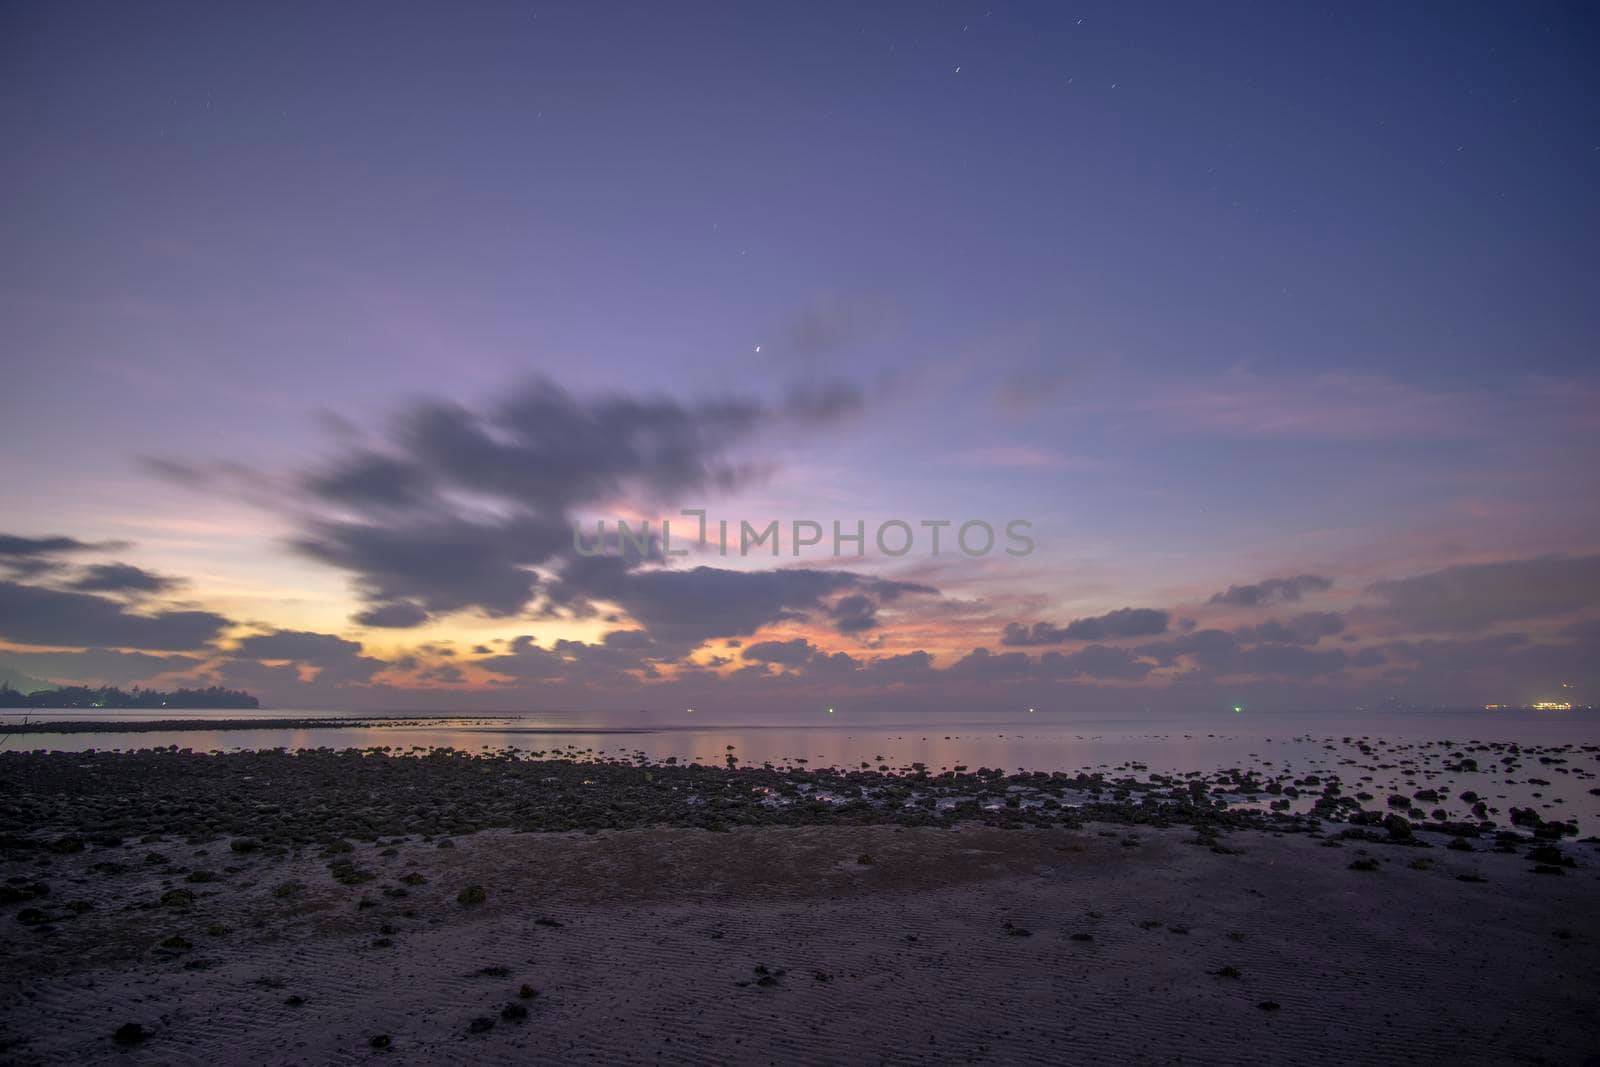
0,684,259,710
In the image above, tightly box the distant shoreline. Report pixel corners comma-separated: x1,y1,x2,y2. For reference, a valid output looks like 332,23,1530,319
0,715,513,735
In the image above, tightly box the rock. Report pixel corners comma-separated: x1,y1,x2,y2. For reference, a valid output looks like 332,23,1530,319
500,1003,529,1022
112,1023,147,1046
458,885,487,906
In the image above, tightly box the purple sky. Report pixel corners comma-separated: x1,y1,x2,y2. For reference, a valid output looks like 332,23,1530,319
2,2,1597,713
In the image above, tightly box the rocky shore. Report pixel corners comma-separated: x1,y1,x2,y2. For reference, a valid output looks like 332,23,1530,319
2,748,1597,1064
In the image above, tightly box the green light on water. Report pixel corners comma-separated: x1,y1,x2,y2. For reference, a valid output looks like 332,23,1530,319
1233,705,1242,714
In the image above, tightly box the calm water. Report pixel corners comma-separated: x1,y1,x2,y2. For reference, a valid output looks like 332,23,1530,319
5,707,1599,829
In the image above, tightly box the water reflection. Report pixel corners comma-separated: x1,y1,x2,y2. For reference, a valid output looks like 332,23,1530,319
4,708,1598,827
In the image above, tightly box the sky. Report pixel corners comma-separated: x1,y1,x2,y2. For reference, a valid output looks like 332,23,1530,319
1,1,1597,714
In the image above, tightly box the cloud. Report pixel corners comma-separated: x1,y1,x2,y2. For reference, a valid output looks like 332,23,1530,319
0,648,203,686
0,532,125,578
1209,575,1332,608
0,534,111,557
229,629,385,684
947,644,1153,681
1366,554,1600,632
552,558,936,647
69,563,182,594
293,513,569,619
303,452,433,510
741,638,817,666
828,593,881,633
1040,644,1154,680
353,601,432,628
0,580,229,651
1002,608,1169,645
867,650,936,675
477,635,566,681
1234,611,1345,645
262,376,873,626
476,630,665,684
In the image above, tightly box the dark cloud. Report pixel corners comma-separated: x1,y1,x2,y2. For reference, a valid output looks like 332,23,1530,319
0,533,125,578
1134,627,1365,678
552,559,935,646
70,563,182,595
828,594,881,633
1366,554,1600,632
478,636,565,681
1209,574,1333,607
0,534,110,557
0,580,229,651
303,452,432,511
867,650,936,675
1001,622,1067,646
477,630,664,683
1002,608,1168,646
273,376,874,626
563,563,934,646
230,629,385,684
1040,644,1154,680
742,638,817,666
947,644,1153,682
0,648,203,686
365,379,768,515
1136,629,1239,669
294,514,568,619
353,602,432,628
1372,627,1597,697
1234,611,1345,645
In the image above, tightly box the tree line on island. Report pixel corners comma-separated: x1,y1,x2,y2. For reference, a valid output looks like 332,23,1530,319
0,684,259,709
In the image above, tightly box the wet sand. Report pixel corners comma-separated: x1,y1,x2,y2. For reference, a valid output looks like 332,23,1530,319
2,750,1598,1064
2,823,1597,1065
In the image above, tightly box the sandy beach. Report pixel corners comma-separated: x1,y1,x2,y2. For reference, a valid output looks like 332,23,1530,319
3,752,1597,1065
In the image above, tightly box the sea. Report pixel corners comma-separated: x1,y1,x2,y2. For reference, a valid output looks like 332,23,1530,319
4,706,1598,830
